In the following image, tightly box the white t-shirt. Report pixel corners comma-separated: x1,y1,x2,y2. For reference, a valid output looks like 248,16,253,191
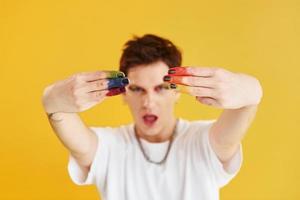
68,118,243,200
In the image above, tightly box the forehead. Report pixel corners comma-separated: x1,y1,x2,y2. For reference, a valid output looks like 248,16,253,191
127,61,169,88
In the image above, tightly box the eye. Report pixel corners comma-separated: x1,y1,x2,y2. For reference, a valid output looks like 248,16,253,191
128,85,144,93
155,84,170,92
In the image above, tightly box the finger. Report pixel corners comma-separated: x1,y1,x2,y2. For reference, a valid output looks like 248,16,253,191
168,66,215,77
79,77,129,94
106,87,126,96
187,67,215,77
196,96,219,107
168,67,192,76
104,71,126,78
80,71,126,82
88,90,108,101
88,87,126,99
79,79,109,93
172,84,215,97
164,75,214,88
79,71,108,82
107,78,129,90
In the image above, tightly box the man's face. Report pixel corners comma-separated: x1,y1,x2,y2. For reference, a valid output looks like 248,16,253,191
123,61,180,138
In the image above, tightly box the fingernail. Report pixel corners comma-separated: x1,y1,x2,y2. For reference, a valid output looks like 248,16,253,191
174,85,188,93
168,69,176,74
106,87,126,96
121,78,129,85
117,72,125,78
170,83,177,89
163,76,171,81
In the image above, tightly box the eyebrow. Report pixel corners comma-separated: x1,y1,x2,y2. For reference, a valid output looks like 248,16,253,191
128,84,144,89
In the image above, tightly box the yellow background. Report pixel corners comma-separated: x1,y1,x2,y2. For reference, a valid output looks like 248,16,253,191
1,0,299,199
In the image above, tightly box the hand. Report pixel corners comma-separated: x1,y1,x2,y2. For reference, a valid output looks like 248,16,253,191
42,71,129,114
164,67,263,109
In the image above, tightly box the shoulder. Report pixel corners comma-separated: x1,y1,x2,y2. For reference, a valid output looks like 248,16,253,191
176,118,216,145
178,118,216,134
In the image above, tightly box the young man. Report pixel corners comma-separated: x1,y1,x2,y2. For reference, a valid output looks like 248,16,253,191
42,34,262,200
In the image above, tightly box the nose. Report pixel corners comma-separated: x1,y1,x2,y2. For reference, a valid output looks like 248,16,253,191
142,92,156,110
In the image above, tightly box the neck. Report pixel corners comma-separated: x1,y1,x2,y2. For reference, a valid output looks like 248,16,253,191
135,117,177,143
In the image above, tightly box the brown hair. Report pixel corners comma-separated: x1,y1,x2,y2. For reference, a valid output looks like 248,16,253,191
119,34,182,75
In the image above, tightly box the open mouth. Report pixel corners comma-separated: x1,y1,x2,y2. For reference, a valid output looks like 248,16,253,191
142,114,158,126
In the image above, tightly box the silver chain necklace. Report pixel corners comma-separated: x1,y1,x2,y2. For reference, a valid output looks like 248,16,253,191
134,120,178,165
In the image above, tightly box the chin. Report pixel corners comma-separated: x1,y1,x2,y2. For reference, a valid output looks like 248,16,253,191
136,121,161,135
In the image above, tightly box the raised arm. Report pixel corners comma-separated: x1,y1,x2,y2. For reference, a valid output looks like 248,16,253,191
42,71,127,173
165,67,263,170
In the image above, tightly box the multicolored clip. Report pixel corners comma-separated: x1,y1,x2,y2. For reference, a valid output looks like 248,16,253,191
100,70,129,96
108,77,129,90
105,71,126,79
168,66,191,76
106,87,126,96
169,83,189,93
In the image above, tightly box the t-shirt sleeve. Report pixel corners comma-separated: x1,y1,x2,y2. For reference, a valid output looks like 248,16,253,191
198,121,243,188
67,127,110,187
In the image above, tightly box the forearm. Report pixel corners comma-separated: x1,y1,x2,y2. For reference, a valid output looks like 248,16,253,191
211,105,257,146
46,112,97,160
41,71,112,170
42,84,96,157
209,105,257,163
167,67,262,166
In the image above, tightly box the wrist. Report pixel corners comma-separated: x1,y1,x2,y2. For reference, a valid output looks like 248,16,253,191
45,112,63,122
240,76,263,108
45,112,75,122
42,85,59,114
